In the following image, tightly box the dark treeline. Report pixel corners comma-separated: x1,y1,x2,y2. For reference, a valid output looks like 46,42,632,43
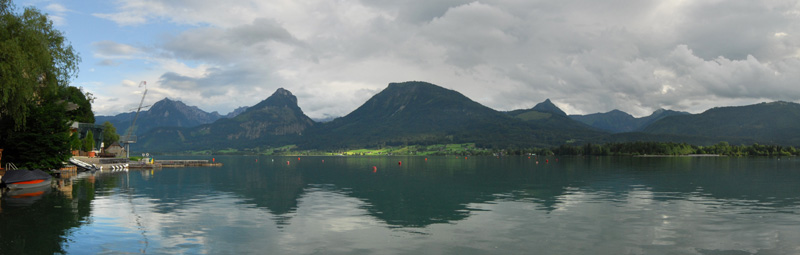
494,141,799,157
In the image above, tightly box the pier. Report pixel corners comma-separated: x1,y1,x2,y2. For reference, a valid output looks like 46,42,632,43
155,160,222,168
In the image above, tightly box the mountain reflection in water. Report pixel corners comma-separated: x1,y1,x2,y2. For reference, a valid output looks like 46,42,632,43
1,156,799,254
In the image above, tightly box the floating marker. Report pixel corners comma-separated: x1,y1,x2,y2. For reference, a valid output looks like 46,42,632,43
546,159,549,163
425,158,427,161
287,161,290,165
298,157,301,161
373,166,377,173
256,159,258,162
398,161,402,166
322,160,324,163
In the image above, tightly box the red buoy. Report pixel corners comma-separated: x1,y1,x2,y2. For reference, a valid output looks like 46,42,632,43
398,161,402,166
373,166,377,173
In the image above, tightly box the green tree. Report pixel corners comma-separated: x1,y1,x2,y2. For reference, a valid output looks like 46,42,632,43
83,130,94,152
64,86,94,123
0,92,71,169
102,121,119,149
0,0,80,129
0,1,80,168
69,132,82,151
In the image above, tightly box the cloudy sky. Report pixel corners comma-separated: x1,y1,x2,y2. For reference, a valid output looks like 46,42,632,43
18,0,800,118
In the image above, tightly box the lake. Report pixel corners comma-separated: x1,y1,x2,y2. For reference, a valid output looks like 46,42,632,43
2,156,800,254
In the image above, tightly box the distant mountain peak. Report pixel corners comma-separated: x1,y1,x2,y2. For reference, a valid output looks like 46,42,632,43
274,87,292,96
249,87,300,110
532,98,567,116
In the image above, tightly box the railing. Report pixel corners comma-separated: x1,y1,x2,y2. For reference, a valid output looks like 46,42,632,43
5,162,18,170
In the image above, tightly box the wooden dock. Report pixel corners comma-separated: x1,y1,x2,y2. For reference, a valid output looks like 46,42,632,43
155,160,223,168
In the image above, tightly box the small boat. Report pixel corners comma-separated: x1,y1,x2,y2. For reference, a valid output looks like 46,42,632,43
3,183,51,206
69,157,100,171
0,169,52,190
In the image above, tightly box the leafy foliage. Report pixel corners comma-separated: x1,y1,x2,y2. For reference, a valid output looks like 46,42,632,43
0,92,71,169
63,86,94,123
0,1,79,168
548,141,798,157
69,132,82,151
101,121,119,148
0,1,79,129
83,130,94,152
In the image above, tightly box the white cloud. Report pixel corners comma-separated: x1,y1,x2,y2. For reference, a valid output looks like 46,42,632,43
83,0,800,118
43,3,69,26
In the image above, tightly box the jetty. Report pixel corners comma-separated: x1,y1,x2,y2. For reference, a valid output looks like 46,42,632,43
155,160,222,168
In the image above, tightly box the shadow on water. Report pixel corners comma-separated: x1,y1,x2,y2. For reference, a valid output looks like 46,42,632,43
0,170,119,254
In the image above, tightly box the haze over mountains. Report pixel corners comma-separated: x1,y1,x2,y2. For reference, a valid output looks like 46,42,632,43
96,81,800,152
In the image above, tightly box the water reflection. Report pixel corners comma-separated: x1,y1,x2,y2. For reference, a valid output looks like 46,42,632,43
0,171,104,254
1,156,799,254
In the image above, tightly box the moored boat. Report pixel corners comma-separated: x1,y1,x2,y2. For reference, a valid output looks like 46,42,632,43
0,169,52,190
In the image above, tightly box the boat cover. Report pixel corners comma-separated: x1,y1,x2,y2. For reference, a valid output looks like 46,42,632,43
1,169,51,184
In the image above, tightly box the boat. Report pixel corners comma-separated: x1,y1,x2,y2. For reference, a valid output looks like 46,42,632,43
0,169,52,190
3,183,51,206
69,157,100,171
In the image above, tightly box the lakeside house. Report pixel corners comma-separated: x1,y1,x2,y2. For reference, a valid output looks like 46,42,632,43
104,142,126,157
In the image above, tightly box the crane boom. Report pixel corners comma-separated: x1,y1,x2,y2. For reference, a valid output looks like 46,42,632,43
122,81,149,157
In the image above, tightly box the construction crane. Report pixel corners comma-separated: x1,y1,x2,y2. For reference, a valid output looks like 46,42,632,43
121,81,150,158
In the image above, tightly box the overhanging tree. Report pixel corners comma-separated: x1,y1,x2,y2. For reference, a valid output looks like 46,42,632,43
0,1,81,169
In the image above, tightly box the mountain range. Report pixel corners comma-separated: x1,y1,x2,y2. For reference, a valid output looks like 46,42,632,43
97,81,800,152
569,108,690,133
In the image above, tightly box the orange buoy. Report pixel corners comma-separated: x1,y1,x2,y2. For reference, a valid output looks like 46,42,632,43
212,158,215,163
298,157,301,161
425,158,427,161
465,157,468,160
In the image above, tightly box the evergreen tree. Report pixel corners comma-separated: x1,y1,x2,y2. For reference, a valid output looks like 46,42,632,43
70,132,82,151
102,121,119,149
83,130,94,152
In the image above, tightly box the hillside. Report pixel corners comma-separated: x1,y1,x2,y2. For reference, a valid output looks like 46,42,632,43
506,99,600,133
137,88,315,151
642,101,800,145
95,98,223,136
570,109,689,133
307,81,603,149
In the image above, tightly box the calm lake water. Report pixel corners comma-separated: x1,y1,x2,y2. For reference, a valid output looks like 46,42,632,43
2,156,800,254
